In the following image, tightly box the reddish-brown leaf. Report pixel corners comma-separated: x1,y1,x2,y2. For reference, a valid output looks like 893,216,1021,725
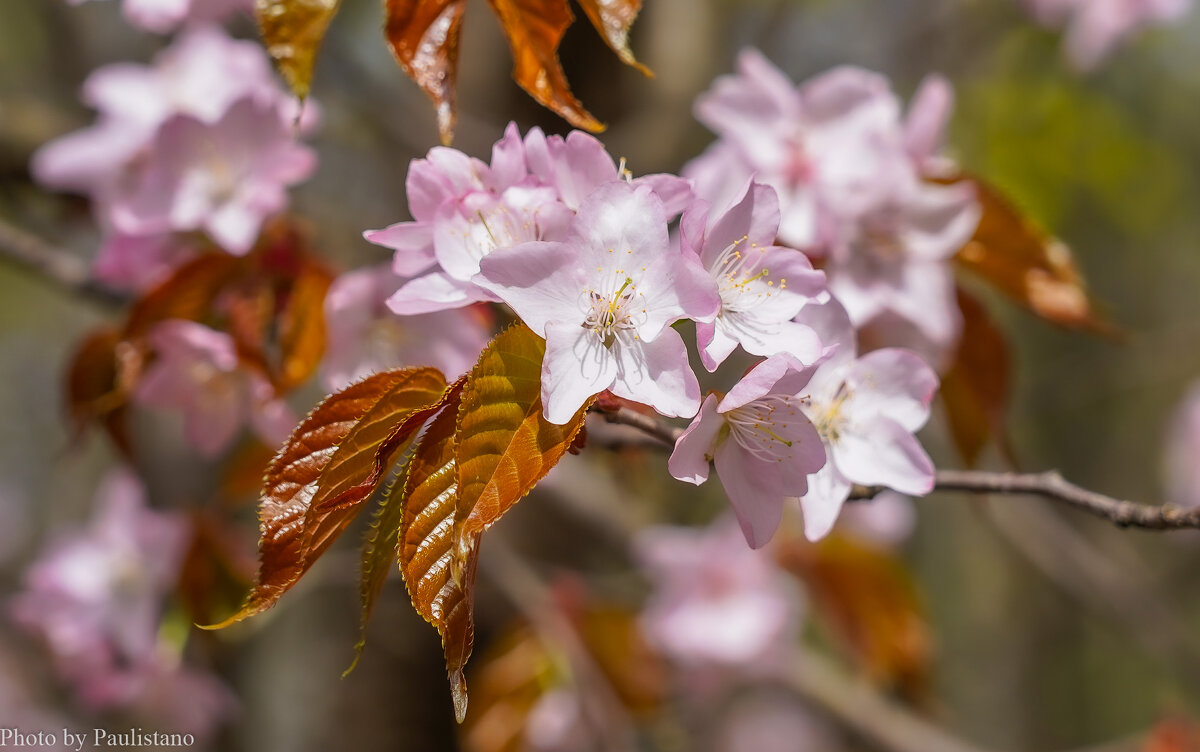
206,368,447,628
276,259,333,390
952,176,1112,333
399,386,477,722
455,323,590,539
123,252,243,339
177,513,256,627
1143,719,1200,752
941,290,1013,466
485,0,604,133
64,327,136,455
575,0,651,76
384,0,468,145
256,0,343,101
777,534,932,700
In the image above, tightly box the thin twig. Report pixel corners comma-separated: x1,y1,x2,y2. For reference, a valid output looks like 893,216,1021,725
591,407,1200,531
0,215,125,307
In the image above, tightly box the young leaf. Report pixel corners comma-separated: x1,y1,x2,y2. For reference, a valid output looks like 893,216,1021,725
484,0,604,133
941,290,1013,466
384,0,468,145
454,323,591,537
255,0,343,101
575,0,651,76
401,324,588,723
952,176,1113,333
207,367,447,628
276,260,334,390
399,386,476,722
64,327,134,456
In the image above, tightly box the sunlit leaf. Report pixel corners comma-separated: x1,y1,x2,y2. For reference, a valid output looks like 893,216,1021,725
941,290,1013,466
399,386,476,722
455,323,591,538
575,0,651,76
402,324,587,723
384,0,468,145
777,533,932,700
951,176,1113,333
207,368,447,628
256,0,343,101
486,0,603,133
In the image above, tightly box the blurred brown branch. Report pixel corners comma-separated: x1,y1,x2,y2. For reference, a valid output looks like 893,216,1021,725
593,407,1200,531
0,215,125,307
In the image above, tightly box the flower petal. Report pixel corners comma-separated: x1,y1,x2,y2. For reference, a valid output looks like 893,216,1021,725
609,329,701,419
667,394,723,485
797,461,852,541
542,321,618,424
833,415,935,495
713,439,785,549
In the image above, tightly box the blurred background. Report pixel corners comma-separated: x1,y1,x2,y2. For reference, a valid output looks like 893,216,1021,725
2,0,1200,750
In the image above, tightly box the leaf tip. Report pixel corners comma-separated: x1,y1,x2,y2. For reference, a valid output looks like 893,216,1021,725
450,668,469,723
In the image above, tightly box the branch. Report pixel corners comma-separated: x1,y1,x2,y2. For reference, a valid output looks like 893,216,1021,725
0,215,125,307
591,407,1200,532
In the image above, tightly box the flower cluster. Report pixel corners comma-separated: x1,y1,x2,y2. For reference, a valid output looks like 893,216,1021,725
372,95,943,548
67,0,253,35
684,50,980,368
8,470,234,737
33,25,315,289
1019,0,1192,70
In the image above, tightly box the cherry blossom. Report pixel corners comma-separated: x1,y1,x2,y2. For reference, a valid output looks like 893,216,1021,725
133,320,296,457
476,181,719,424
33,25,292,201
67,0,253,34
322,264,492,391
669,354,827,548
791,300,938,541
636,517,802,672
109,97,316,253
8,469,234,736
684,49,912,249
368,124,692,315
1020,0,1192,70
681,181,828,371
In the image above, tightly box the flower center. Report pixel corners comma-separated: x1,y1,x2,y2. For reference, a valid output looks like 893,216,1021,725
583,276,640,348
725,394,807,462
712,236,788,314
810,383,851,443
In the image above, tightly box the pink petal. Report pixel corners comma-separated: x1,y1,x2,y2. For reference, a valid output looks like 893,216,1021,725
832,416,935,495
797,462,852,541
667,395,723,484
903,74,953,166
474,241,581,335
541,321,619,425
609,329,701,419
718,353,810,412
364,222,437,277
387,270,485,315
713,439,786,549
843,348,938,431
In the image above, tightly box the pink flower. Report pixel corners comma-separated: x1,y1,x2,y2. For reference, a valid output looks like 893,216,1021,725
681,181,827,371
636,517,802,671
8,469,235,736
367,123,692,315
133,320,296,457
1021,0,1191,70
66,0,253,34
476,181,719,424
669,354,827,549
33,25,291,200
321,264,491,390
109,97,315,253
1166,381,1200,508
91,232,198,292
792,300,939,541
684,49,912,248
825,177,979,358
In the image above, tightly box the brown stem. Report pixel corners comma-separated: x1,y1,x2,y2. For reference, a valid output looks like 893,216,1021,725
0,215,125,307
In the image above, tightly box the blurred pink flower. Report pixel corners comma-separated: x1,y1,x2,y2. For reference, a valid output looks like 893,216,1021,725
477,181,719,424
1021,0,1191,70
321,264,491,391
716,692,841,752
8,469,234,737
680,181,827,371
792,300,938,541
669,354,827,548
66,0,253,34
91,232,198,292
636,517,802,673
33,25,291,200
367,123,692,315
1166,381,1200,508
109,97,315,253
684,49,912,248
134,320,296,457
837,491,917,548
